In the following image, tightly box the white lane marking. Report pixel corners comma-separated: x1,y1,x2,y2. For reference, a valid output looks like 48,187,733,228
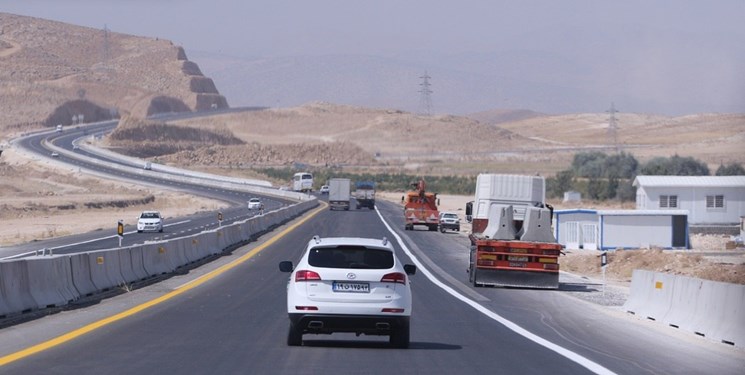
374,206,617,375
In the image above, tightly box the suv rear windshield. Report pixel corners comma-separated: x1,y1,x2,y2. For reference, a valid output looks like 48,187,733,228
309,246,394,269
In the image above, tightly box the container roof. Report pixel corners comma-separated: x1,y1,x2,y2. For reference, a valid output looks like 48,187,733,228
597,209,689,216
633,175,745,188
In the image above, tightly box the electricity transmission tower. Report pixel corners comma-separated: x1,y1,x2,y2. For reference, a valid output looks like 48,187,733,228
606,102,620,152
101,25,111,69
418,71,433,116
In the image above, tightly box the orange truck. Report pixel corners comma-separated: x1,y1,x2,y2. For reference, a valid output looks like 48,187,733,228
403,179,440,231
465,174,561,289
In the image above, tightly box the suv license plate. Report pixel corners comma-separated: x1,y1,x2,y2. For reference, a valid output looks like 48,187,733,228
333,282,370,293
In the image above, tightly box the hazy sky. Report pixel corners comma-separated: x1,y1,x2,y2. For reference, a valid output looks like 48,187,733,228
4,0,743,58
3,1,744,114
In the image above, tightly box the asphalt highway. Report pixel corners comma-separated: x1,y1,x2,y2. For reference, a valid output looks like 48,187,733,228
1,199,742,374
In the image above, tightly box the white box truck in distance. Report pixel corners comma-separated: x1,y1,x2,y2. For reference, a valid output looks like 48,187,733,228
328,178,351,210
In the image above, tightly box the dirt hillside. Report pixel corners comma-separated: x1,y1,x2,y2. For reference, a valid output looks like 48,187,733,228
161,102,745,176
0,12,227,135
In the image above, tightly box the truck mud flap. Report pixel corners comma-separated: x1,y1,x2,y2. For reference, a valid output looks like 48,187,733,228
473,269,559,290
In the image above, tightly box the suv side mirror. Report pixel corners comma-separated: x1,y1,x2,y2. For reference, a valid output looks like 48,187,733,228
279,261,294,273
403,264,417,275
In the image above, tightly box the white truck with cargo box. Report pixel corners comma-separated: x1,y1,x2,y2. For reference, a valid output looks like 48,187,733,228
328,178,351,211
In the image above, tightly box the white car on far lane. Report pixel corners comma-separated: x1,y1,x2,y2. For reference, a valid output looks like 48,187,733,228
248,198,264,210
137,210,163,233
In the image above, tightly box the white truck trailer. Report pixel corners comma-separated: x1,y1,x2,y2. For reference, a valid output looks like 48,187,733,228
328,178,351,211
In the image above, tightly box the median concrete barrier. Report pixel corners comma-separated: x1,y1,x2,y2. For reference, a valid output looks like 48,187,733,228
88,249,126,291
69,253,97,297
2,198,319,318
0,260,38,316
126,246,150,281
141,242,174,276
116,248,140,285
25,256,79,309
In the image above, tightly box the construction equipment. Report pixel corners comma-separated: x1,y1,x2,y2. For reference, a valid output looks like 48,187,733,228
466,174,561,289
403,178,439,231
354,181,376,209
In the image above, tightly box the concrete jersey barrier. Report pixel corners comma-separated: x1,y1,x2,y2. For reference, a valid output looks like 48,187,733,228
624,269,745,348
0,198,318,319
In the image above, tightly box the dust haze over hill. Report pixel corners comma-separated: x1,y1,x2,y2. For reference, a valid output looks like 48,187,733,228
4,1,744,115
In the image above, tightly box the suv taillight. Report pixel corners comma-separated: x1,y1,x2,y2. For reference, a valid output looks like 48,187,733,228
295,270,321,282
381,272,406,284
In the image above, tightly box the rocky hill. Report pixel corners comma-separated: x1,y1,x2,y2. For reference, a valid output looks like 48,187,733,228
0,12,227,133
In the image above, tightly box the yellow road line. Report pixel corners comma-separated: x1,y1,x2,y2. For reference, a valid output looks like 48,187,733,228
0,202,326,367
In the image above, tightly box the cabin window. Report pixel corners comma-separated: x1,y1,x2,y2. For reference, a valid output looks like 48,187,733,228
706,195,724,209
659,195,678,208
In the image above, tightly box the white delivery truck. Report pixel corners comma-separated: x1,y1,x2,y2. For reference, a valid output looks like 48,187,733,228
328,178,351,211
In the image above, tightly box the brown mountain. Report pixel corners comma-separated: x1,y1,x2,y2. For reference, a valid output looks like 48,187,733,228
0,12,227,132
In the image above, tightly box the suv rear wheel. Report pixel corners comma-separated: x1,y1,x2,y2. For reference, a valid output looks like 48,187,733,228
287,323,302,346
389,321,410,348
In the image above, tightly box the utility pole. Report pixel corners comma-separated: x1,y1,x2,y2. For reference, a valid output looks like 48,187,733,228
418,71,433,116
606,102,620,152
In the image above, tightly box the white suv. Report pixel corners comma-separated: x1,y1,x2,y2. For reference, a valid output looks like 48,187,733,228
279,236,416,348
137,210,163,233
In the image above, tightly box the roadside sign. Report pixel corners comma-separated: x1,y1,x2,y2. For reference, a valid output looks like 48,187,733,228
117,220,124,247
601,251,608,268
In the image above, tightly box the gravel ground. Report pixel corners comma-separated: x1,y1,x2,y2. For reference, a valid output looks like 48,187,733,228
559,271,630,307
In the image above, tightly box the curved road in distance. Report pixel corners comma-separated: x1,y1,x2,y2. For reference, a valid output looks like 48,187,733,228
1,200,741,374
1,111,291,259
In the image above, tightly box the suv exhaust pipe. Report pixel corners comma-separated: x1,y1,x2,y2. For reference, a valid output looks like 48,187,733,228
307,321,324,329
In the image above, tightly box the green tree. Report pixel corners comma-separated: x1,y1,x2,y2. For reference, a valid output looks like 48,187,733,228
715,162,745,176
640,155,709,176
615,180,636,202
605,152,639,179
572,151,607,178
587,177,607,200
547,170,574,198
